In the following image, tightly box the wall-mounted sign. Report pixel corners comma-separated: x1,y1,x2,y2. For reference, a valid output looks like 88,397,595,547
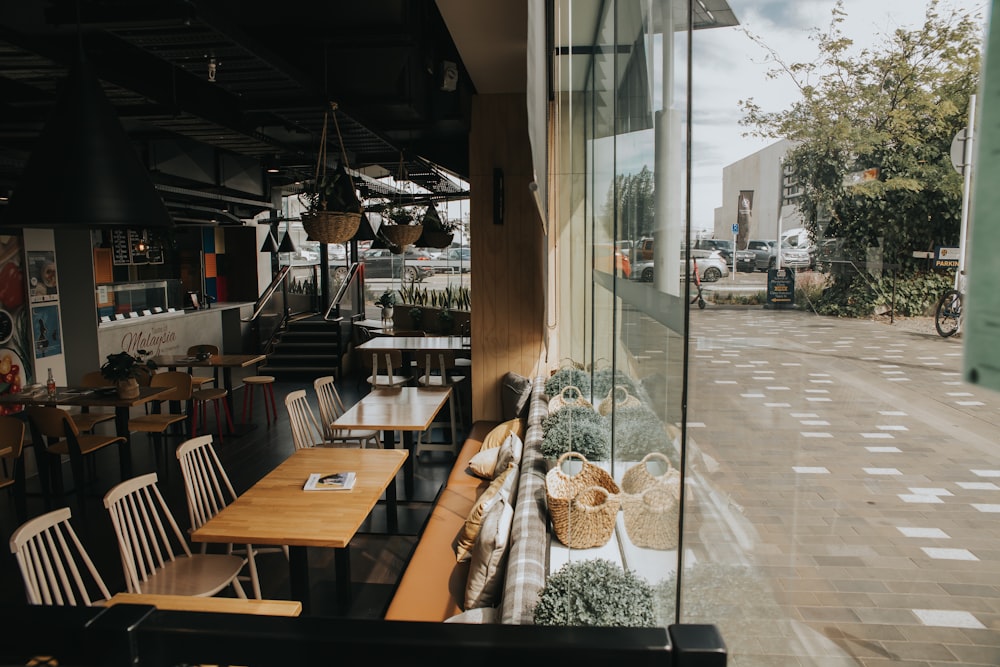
111,229,131,265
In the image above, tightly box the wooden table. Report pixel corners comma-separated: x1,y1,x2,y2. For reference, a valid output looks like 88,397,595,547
153,353,266,433
357,336,469,353
0,386,169,479
105,592,302,617
330,387,452,499
190,447,406,614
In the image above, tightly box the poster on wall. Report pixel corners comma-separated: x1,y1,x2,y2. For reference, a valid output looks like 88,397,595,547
0,234,31,410
32,303,62,358
27,250,58,303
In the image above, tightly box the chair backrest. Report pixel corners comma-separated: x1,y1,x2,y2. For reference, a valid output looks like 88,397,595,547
149,370,194,401
417,350,460,385
80,371,111,388
361,349,405,387
176,435,237,531
0,415,25,462
284,389,324,450
27,405,80,440
313,376,347,442
9,507,112,606
103,472,193,594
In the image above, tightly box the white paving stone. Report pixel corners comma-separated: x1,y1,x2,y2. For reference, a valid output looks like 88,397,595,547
913,609,985,629
921,547,977,560
866,446,902,453
908,488,952,496
793,466,830,474
971,470,1000,477
861,433,894,439
877,425,908,431
879,411,908,416
801,432,833,438
957,482,1000,491
800,420,830,426
899,494,944,504
897,527,949,539
972,504,1000,513
865,468,901,476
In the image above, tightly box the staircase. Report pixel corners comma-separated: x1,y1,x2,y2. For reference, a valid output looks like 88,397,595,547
258,314,344,380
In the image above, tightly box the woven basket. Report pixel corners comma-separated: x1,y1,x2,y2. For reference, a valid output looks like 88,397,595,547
547,385,593,415
620,452,680,496
302,210,361,244
380,224,423,248
620,452,681,550
621,485,679,550
597,384,642,416
545,451,620,548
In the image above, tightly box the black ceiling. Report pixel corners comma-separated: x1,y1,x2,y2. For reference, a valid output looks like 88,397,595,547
0,0,474,224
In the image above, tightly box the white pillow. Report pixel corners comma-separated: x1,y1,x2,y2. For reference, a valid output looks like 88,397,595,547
464,491,515,609
468,433,523,479
444,607,499,624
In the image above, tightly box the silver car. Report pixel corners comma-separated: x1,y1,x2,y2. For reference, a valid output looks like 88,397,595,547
630,248,730,283
776,242,811,270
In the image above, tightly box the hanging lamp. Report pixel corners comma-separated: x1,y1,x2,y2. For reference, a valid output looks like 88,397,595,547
3,49,172,230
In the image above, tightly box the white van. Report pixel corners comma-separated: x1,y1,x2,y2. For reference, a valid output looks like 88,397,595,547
780,227,816,269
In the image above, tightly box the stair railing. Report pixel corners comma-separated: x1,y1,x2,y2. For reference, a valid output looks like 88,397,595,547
324,262,360,321
244,264,292,354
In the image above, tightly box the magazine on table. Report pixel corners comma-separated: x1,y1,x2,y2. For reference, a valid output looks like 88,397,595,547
303,472,356,491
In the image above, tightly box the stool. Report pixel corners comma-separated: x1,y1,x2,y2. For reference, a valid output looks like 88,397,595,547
193,387,234,443
242,376,277,426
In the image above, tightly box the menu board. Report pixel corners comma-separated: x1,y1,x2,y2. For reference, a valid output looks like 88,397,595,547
111,230,131,265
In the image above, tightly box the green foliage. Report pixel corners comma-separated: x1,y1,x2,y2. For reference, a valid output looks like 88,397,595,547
380,202,420,225
397,285,470,310
739,0,983,306
544,367,592,398
533,559,657,627
602,166,655,240
299,164,361,213
611,406,678,465
813,270,951,317
409,307,423,327
100,350,157,382
375,289,396,308
592,368,638,399
438,307,455,334
541,406,609,460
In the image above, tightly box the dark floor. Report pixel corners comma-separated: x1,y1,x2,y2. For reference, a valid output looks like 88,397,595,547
0,369,466,619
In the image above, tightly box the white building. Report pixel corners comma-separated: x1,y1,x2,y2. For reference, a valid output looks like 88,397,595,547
711,139,804,245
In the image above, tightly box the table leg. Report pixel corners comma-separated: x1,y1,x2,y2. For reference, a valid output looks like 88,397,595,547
288,545,311,614
385,470,398,534
382,428,414,499
115,407,132,479
334,546,352,609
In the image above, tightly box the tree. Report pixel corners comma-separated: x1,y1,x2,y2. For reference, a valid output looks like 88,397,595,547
604,166,656,240
739,0,982,275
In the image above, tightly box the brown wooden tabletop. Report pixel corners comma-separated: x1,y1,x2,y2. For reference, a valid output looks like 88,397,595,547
356,336,468,352
190,447,407,613
105,592,303,617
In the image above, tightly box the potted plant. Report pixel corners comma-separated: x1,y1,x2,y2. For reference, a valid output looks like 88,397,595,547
540,406,610,460
416,204,458,248
377,202,423,251
533,559,656,627
299,162,363,244
409,307,424,331
438,306,455,334
100,349,157,398
375,289,396,326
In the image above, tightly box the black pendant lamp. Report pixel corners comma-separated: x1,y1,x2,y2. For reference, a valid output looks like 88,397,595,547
277,220,297,253
2,51,172,229
259,231,279,253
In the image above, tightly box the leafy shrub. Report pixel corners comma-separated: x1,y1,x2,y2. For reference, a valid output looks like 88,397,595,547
591,368,638,400
611,406,678,465
815,270,951,317
544,366,592,398
541,405,609,460
533,559,656,627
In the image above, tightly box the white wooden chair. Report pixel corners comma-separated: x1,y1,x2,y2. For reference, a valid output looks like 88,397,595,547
361,349,411,388
313,376,381,448
176,435,287,599
9,507,112,606
103,471,247,598
414,350,466,457
284,389,326,450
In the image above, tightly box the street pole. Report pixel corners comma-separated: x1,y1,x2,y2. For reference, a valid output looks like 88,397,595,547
957,93,976,292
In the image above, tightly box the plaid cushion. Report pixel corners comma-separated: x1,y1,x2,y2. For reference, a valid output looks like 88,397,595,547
500,377,550,624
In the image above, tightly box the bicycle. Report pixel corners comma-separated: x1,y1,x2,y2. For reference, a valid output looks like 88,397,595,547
934,288,963,338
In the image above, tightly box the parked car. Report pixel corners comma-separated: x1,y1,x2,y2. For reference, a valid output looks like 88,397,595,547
631,248,730,283
359,247,435,282
736,239,777,272
692,238,734,265
426,246,471,274
776,242,811,270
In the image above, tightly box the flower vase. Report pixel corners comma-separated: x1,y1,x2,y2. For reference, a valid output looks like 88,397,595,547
117,378,139,399
381,305,394,329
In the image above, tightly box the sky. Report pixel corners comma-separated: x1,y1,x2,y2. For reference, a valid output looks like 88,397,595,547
688,0,990,230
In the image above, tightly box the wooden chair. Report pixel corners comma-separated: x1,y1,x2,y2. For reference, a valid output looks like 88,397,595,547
186,344,220,390
414,350,466,457
242,375,278,426
192,384,234,445
26,406,127,515
176,435,287,599
313,376,380,448
103,471,247,598
9,507,112,606
71,371,116,434
361,349,411,388
127,371,193,469
284,390,325,450
0,415,27,522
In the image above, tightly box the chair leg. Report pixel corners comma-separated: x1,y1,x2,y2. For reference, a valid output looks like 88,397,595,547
246,545,262,599
242,385,252,422
213,399,224,444
222,398,234,434
265,384,278,424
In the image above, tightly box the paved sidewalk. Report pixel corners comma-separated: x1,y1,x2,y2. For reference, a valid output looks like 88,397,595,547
681,308,1000,667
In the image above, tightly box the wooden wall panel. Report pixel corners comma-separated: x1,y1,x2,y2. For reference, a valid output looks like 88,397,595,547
470,94,546,421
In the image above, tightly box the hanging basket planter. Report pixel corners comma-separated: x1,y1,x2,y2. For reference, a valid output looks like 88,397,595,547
418,230,454,248
380,224,423,249
302,210,361,244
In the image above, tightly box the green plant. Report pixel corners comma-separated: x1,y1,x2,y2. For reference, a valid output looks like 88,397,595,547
298,163,361,214
100,350,157,383
612,406,679,465
533,559,656,627
540,406,610,460
438,307,455,333
592,368,638,399
375,289,396,308
409,307,423,328
544,367,592,398
380,202,420,226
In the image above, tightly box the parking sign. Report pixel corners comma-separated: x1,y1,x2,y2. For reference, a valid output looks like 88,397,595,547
732,223,738,234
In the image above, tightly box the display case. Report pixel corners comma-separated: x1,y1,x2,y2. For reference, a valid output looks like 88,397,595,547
96,279,183,322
